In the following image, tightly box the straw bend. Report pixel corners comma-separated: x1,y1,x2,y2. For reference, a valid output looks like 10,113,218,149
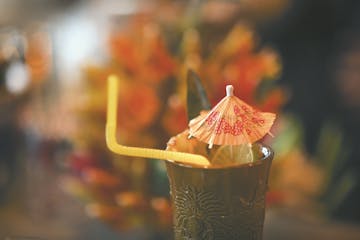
106,75,210,166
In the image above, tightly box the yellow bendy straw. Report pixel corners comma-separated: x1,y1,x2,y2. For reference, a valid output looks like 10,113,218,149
106,75,210,166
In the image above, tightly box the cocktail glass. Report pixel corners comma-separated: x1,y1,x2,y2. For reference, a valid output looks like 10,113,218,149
166,143,273,240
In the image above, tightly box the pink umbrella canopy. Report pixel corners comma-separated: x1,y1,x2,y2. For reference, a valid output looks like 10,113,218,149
189,85,276,148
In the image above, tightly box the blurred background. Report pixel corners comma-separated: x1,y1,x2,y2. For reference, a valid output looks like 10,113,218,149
1,0,360,239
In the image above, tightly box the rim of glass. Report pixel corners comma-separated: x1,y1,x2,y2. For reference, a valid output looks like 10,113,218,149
166,143,273,170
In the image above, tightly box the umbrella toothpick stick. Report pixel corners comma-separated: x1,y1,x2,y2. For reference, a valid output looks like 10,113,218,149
106,75,210,166
248,143,254,163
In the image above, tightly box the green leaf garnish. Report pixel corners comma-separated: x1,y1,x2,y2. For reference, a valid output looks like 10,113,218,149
186,69,211,122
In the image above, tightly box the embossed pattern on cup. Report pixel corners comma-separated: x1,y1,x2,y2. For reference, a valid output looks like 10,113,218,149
166,144,273,240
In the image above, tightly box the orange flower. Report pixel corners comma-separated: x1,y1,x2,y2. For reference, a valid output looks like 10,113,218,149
259,88,287,112
109,22,176,84
225,55,264,98
268,149,324,208
162,95,188,136
258,49,282,79
109,35,140,73
202,24,284,113
214,24,255,59
117,82,161,131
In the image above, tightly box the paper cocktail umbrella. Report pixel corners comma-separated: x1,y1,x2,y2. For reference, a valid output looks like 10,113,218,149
189,85,276,148
106,75,210,166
